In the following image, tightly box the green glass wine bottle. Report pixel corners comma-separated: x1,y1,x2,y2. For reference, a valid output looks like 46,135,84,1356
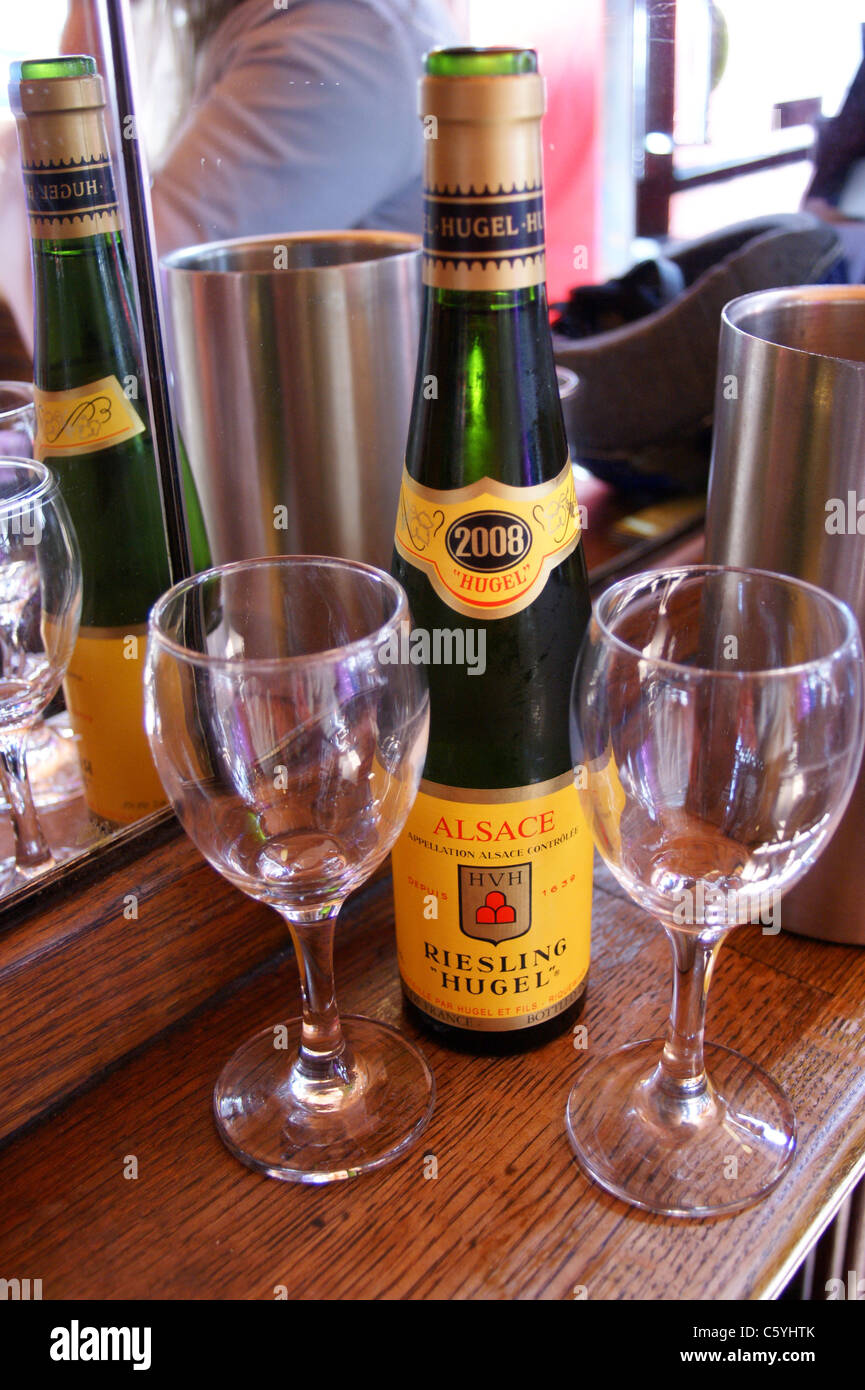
390,47,593,1051
10,55,208,826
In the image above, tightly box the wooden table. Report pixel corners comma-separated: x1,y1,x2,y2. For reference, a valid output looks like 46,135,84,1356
1,822,863,1301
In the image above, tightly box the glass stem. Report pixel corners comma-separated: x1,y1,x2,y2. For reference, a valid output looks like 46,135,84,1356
279,906,351,1087
659,925,726,1099
0,732,53,871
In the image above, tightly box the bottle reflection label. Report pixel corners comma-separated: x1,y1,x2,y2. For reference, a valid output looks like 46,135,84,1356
34,376,145,457
63,625,166,825
391,772,592,1031
22,152,120,239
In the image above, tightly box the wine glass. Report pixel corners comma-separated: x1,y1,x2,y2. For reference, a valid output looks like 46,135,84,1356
145,555,434,1182
0,459,81,882
568,565,865,1217
0,383,83,812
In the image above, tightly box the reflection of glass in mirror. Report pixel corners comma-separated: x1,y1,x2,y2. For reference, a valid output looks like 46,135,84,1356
0,459,82,887
0,386,83,829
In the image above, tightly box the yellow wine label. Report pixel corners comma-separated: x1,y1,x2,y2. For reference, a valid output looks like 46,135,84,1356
63,626,167,825
391,771,592,1031
34,376,145,458
394,457,581,619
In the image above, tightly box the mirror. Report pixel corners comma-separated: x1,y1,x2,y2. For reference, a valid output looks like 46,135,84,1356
0,2,187,907
0,0,860,909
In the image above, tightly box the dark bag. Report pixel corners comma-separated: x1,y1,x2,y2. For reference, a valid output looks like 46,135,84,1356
553,213,844,491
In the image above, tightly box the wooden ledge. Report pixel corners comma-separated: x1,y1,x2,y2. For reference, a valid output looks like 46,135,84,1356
0,818,287,1144
0,850,863,1299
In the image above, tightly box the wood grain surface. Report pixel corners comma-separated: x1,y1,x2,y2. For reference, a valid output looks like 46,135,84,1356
0,823,286,1143
0,842,863,1301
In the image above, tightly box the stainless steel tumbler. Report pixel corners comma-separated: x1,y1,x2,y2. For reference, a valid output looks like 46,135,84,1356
705,284,865,944
162,231,421,570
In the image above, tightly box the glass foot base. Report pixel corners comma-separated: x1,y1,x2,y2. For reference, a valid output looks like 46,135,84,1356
0,811,89,889
214,1014,435,1183
24,720,83,809
565,1039,796,1218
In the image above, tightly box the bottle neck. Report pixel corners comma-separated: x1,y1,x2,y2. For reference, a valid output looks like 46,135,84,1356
408,280,566,491
423,282,551,313
18,88,142,422
30,226,129,272
30,229,142,424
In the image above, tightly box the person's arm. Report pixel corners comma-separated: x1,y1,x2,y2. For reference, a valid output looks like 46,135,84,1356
802,195,857,224
806,57,865,206
151,0,422,253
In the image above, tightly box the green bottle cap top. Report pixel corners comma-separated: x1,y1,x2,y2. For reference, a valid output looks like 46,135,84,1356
11,55,97,83
9,54,106,119
425,47,538,77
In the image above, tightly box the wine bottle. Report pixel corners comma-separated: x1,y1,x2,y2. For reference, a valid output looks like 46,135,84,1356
10,55,208,826
390,46,593,1050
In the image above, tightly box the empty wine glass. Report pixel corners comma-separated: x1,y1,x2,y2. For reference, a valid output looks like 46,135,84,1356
0,459,81,882
144,555,434,1182
569,565,865,1217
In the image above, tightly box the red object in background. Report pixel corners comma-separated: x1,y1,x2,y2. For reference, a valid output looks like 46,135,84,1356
464,2,604,302
534,1,603,303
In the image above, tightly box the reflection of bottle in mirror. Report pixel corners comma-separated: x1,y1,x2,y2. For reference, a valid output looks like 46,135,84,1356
9,56,209,826
390,47,594,1050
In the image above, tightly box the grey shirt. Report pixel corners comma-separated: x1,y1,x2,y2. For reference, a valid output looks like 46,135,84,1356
152,0,459,252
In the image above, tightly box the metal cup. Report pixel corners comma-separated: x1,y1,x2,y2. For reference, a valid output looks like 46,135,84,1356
161,231,421,571
705,284,865,944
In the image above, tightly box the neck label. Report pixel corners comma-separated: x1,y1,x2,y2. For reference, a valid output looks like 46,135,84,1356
423,184,545,290
395,457,581,619
23,155,120,239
